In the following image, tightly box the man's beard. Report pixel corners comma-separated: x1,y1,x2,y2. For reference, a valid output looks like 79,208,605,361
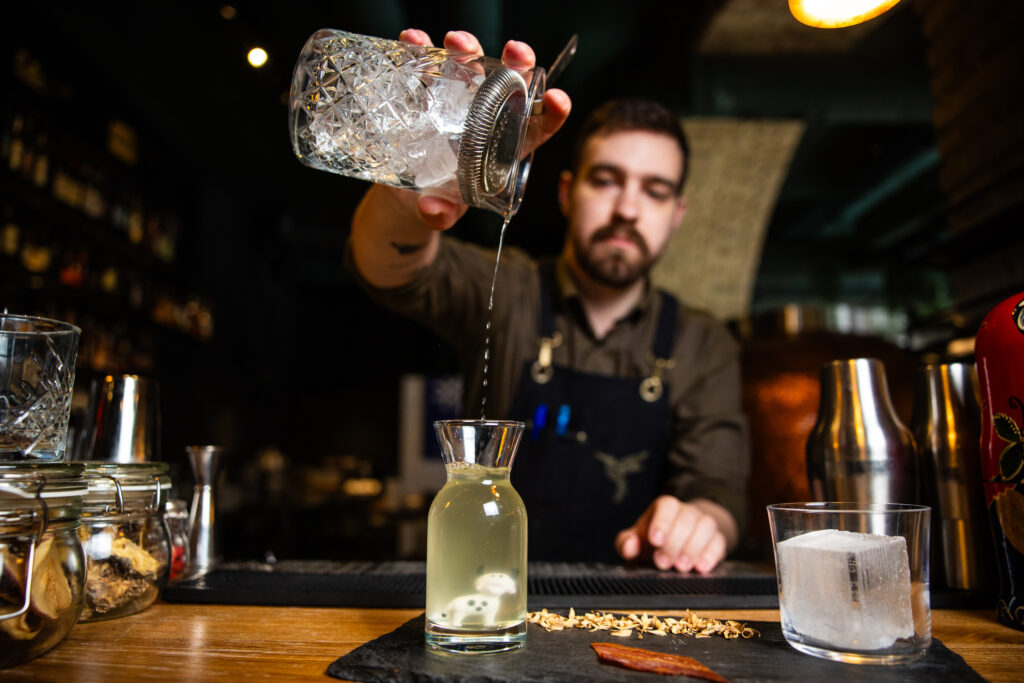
574,221,654,289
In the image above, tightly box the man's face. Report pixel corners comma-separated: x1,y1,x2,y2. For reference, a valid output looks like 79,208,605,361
560,130,687,289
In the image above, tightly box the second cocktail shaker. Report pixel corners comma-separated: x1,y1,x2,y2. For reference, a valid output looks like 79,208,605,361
806,358,917,504
911,362,989,591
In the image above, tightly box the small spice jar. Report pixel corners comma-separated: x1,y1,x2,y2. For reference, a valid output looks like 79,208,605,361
0,462,87,669
79,462,171,621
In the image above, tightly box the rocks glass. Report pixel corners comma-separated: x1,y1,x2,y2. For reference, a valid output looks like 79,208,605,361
0,314,81,461
768,502,931,665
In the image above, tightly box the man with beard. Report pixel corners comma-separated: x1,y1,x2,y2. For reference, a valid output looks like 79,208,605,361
348,30,749,572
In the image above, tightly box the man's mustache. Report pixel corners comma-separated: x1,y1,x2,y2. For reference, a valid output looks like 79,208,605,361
590,222,649,257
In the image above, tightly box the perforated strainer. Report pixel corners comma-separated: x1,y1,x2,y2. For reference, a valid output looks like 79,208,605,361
457,65,546,217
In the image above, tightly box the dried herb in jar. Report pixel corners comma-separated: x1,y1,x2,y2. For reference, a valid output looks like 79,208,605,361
80,528,162,620
0,536,75,640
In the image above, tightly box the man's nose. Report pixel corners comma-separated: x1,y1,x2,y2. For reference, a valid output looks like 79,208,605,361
613,183,641,221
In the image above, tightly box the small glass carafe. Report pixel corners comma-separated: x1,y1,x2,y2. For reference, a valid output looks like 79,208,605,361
425,419,526,654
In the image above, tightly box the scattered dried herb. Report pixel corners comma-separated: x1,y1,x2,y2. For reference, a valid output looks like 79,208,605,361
527,608,759,640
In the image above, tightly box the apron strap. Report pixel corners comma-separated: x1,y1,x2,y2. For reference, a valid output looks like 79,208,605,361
652,291,678,359
531,260,562,384
533,261,679,400
640,292,679,403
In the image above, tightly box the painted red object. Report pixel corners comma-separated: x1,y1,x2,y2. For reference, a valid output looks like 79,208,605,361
170,544,186,581
975,291,1024,630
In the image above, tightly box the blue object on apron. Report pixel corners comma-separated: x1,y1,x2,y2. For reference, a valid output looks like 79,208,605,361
509,262,678,562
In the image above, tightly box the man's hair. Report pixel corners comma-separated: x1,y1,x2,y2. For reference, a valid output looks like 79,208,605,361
569,98,690,193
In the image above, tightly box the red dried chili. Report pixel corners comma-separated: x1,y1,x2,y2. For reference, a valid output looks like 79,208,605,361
591,642,729,682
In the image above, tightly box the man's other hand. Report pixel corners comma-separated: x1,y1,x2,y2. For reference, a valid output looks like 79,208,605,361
615,495,735,573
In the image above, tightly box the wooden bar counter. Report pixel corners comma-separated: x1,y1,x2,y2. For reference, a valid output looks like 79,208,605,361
4,604,1023,681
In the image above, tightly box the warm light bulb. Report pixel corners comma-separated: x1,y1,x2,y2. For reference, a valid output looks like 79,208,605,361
789,0,902,28
247,47,268,68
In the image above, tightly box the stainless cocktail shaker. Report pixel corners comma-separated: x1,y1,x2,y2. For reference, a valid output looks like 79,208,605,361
911,362,990,591
806,358,917,504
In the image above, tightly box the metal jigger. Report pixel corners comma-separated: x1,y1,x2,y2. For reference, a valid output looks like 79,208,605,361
185,445,223,578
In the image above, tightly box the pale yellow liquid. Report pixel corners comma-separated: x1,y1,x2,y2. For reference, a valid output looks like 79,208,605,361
425,463,527,632
479,216,511,419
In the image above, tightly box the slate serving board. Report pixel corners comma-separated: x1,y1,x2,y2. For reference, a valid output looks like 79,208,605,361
327,614,984,683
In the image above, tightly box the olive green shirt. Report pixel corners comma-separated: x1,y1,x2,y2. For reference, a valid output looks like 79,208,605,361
346,236,750,532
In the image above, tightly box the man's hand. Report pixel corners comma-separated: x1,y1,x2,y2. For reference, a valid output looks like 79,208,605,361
351,29,571,288
615,496,737,574
398,28,572,230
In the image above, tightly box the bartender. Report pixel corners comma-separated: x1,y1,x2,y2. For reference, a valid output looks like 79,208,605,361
347,29,749,572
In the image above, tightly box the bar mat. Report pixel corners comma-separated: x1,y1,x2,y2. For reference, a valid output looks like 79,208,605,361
326,614,984,683
162,560,780,610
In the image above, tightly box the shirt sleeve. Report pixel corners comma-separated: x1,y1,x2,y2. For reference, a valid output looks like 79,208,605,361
343,235,536,358
663,312,751,539
344,237,487,354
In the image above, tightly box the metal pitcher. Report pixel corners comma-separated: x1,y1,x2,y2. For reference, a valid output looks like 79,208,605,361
806,358,917,504
78,374,161,462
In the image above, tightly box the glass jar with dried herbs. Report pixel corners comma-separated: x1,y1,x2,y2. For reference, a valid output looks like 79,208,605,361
0,462,87,669
79,462,171,622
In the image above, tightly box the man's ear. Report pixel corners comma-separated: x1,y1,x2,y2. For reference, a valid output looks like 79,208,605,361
558,170,574,217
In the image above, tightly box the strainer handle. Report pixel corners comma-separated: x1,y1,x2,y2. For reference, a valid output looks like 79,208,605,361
547,34,578,87
531,34,578,116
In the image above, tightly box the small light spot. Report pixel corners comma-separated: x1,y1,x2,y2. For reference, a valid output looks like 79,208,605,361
219,5,237,20
248,47,268,68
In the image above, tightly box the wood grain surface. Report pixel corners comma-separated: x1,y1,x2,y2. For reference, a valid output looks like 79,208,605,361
4,605,1023,681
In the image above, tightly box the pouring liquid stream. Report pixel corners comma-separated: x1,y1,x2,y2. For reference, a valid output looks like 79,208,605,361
480,216,511,419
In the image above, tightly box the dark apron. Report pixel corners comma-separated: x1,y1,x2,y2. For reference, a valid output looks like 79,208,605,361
509,264,678,562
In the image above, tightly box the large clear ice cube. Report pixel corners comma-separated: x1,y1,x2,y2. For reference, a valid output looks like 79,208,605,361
777,529,914,651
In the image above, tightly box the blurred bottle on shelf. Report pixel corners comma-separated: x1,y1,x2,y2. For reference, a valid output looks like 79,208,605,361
2,204,20,257
31,130,49,190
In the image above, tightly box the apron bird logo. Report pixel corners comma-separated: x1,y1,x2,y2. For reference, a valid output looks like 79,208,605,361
595,450,649,504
